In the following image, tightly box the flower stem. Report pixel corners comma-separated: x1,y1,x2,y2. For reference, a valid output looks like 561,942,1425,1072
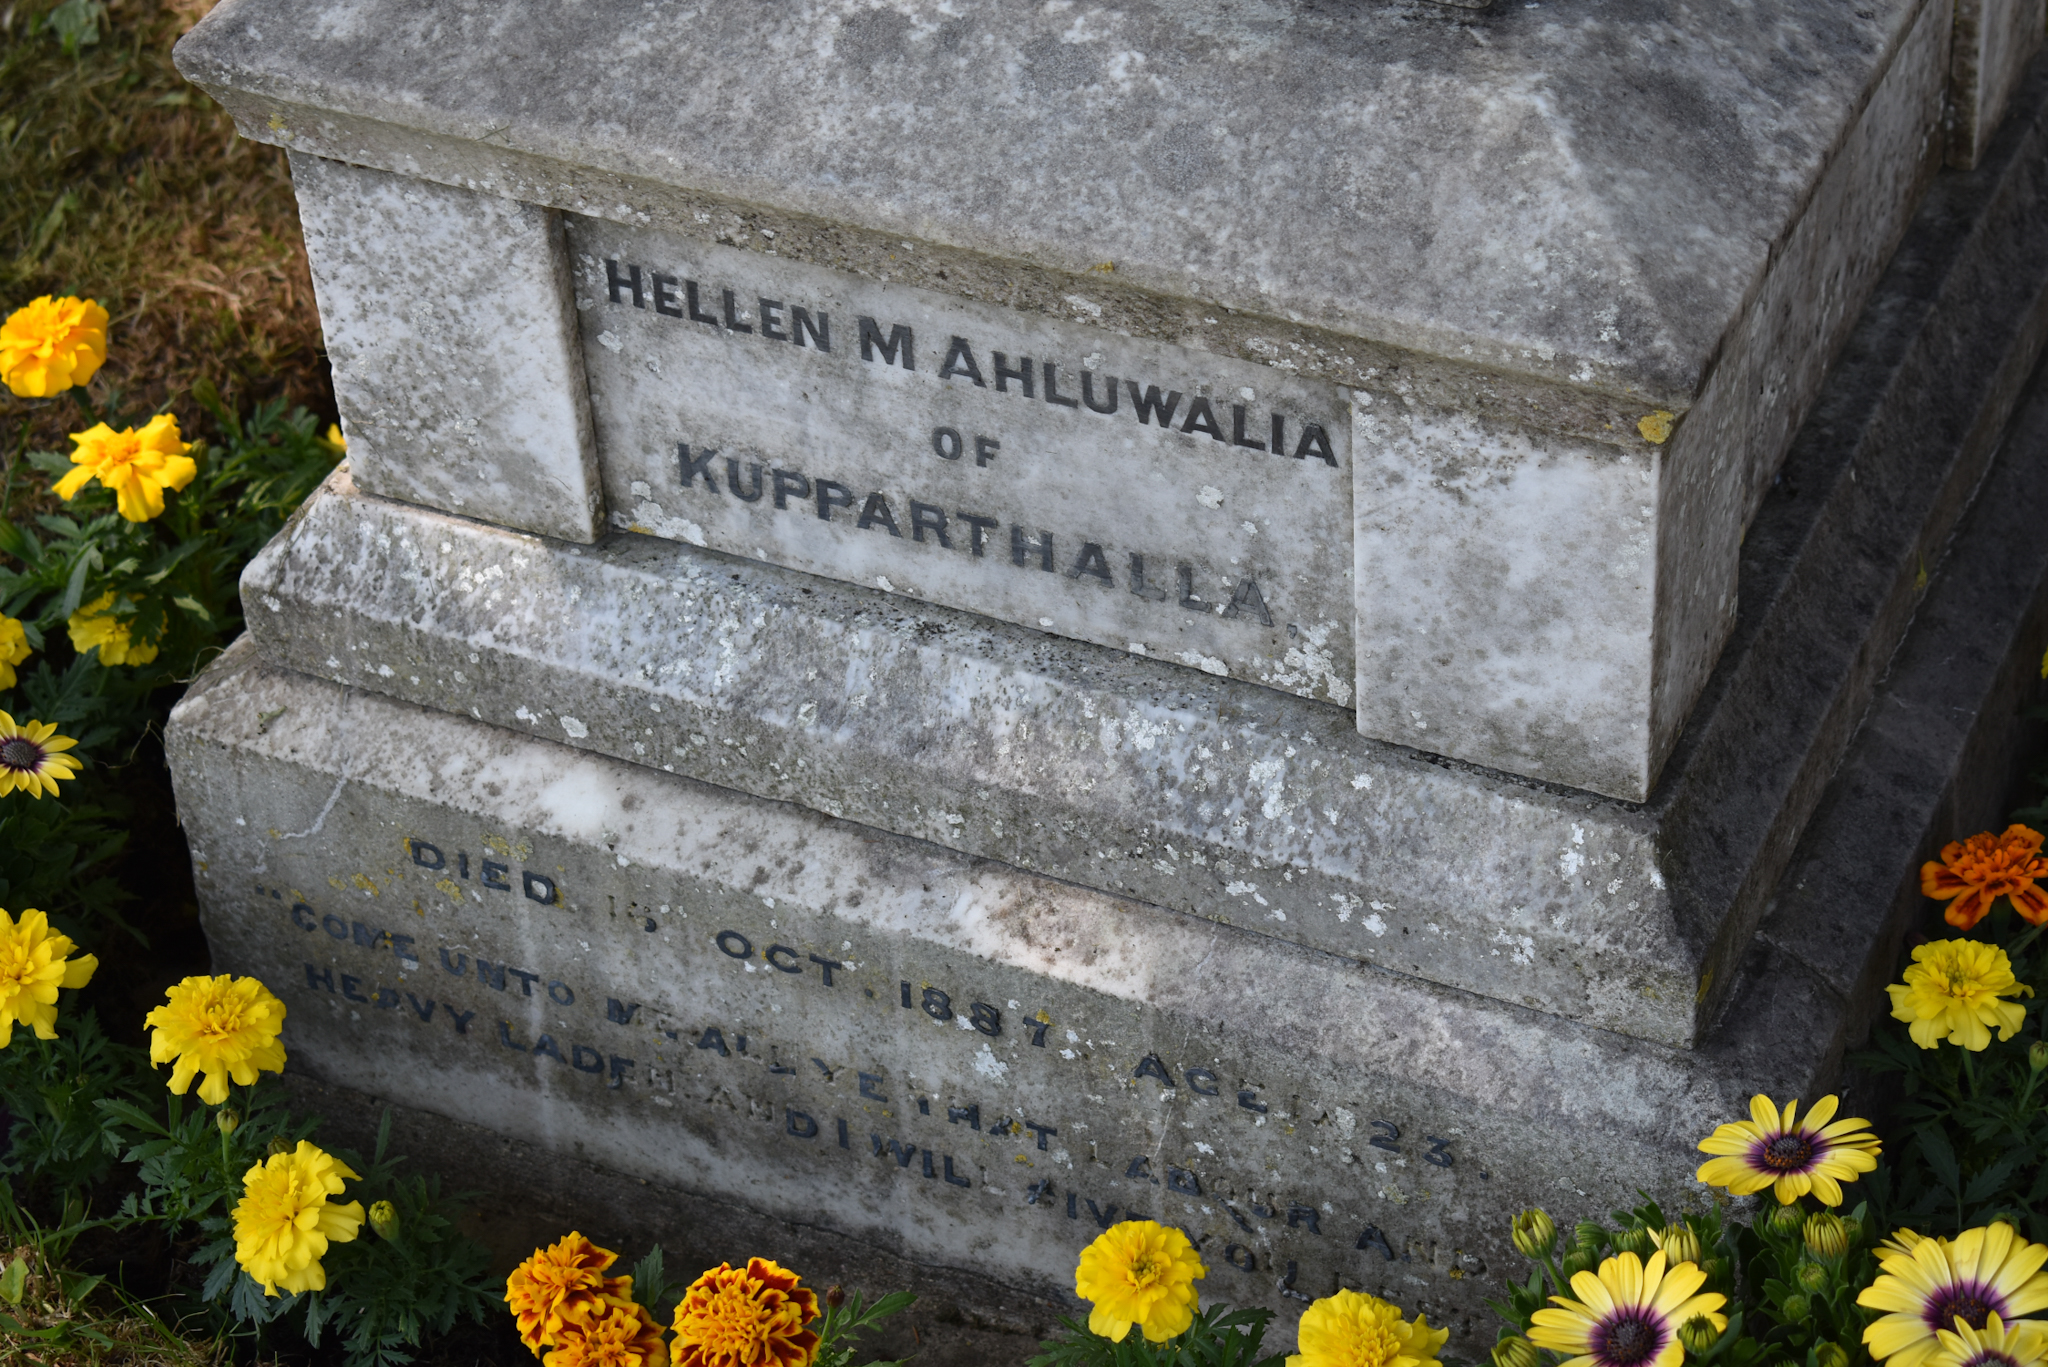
2008,921,2045,960
0,419,26,519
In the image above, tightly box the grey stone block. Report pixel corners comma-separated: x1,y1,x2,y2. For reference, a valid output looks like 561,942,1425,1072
163,639,1785,1348
1948,0,2047,168
232,60,2048,1048
292,154,604,543
164,343,2048,1342
175,0,1960,797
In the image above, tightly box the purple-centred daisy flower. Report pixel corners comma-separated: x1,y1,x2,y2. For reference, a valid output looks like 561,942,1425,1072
1694,1094,1880,1205
1859,1224,2048,1367
1529,1250,1727,1367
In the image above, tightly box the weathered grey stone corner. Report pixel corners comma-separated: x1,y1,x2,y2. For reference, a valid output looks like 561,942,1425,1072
179,0,1971,798
1947,0,2046,167
164,642,1811,1344
293,154,604,544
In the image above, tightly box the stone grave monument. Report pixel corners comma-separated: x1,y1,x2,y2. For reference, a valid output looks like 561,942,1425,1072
167,0,2048,1346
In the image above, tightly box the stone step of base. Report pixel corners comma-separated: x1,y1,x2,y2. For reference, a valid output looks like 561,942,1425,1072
166,345,2048,1345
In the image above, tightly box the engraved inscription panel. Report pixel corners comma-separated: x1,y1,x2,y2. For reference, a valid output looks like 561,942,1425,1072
568,217,1355,705
232,831,1491,1331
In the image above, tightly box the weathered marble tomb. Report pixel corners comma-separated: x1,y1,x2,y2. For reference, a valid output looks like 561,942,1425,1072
166,0,2048,1344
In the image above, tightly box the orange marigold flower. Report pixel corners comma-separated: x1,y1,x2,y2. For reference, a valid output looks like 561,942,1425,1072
1921,825,2048,929
544,1298,669,1367
507,1232,635,1354
670,1258,819,1367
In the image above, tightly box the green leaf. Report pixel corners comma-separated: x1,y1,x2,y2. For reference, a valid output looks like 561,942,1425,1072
0,1256,27,1306
1919,1126,1963,1197
1965,1151,2025,1206
58,549,94,623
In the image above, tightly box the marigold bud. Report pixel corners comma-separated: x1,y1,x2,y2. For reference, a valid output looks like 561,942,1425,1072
267,1135,292,1157
1493,1336,1541,1367
825,1284,845,1310
1512,1209,1558,1259
2032,1040,2048,1073
1797,1261,1829,1292
1772,1204,1808,1237
216,1108,240,1135
1678,1315,1721,1355
1574,1220,1605,1254
1779,1293,1810,1322
1816,1344,1850,1367
1660,1222,1701,1266
1804,1211,1848,1261
368,1200,398,1240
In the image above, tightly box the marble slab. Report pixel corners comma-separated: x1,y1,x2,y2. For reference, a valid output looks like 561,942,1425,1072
167,360,2048,1334
230,62,2048,1048
163,642,1808,1346
571,217,1354,702
175,0,1962,799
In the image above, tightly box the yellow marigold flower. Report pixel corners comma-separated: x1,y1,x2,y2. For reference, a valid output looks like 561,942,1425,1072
67,592,158,667
1926,1312,2048,1367
1529,1250,1727,1367
1888,940,2033,1051
670,1257,819,1367
0,712,81,799
1694,1094,1880,1206
1075,1219,1205,1344
0,296,107,398
1286,1289,1447,1367
144,974,288,1105
231,1139,364,1296
1859,1224,2048,1367
1922,826,2048,928
324,423,346,450
0,616,29,691
0,908,97,1048
56,414,198,523
546,1299,670,1367
508,1232,635,1353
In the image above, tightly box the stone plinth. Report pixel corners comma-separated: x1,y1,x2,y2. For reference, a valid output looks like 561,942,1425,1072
174,0,2047,798
157,8,2048,1344
162,640,1795,1344
165,349,2048,1339
228,56,2048,1049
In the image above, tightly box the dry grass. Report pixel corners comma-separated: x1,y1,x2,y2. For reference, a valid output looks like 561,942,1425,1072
1,0,333,457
